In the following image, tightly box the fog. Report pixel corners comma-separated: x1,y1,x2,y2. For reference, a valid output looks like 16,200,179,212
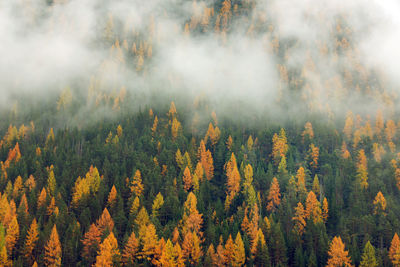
0,0,399,122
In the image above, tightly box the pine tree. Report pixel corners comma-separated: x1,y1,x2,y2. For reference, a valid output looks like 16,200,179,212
44,225,62,267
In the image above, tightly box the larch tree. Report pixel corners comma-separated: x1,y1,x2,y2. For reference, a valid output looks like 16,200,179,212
82,224,102,265
296,167,307,196
373,191,386,215
232,232,245,267
225,153,241,209
322,198,329,223
96,208,114,236
326,236,353,267
356,149,368,189
305,191,322,224
343,111,354,139
94,232,120,267
389,233,400,265
130,170,144,197
151,192,164,219
182,231,202,265
292,202,306,237
272,128,289,165
122,231,139,266
5,215,19,257
182,166,193,192
23,218,39,265
139,223,158,261
267,177,281,212
224,235,235,265
308,144,319,169
44,225,62,267
106,185,117,209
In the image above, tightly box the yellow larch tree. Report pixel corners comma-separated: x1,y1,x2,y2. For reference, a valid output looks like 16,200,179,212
267,177,281,212
305,191,322,224
23,218,39,265
122,231,139,266
232,232,245,267
373,191,386,215
292,202,306,236
44,225,62,267
130,170,144,197
94,232,120,267
326,236,353,267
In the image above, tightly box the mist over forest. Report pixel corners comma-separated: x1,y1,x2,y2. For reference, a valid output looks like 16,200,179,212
0,0,400,266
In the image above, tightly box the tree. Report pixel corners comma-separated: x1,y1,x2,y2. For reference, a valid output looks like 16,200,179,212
183,167,193,192
82,224,101,265
139,223,158,260
326,236,353,267
232,232,245,267
96,208,114,236
308,144,319,169
107,185,117,209
130,170,144,197
359,241,377,267
302,122,314,139
24,218,39,264
122,231,139,266
47,169,57,198
225,153,241,209
152,192,164,218
305,191,322,224
159,239,175,266
343,111,353,139
267,177,281,212
95,232,120,267
312,175,320,195
356,149,368,189
5,216,19,257
182,231,202,265
296,167,307,196
322,197,329,223
182,192,203,237
0,225,9,266
224,235,235,265
44,225,62,267
373,191,386,215
389,233,400,264
272,128,289,164
292,202,306,236
171,118,181,139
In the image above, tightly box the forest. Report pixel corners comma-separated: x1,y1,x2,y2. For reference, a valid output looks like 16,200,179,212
1,0,400,266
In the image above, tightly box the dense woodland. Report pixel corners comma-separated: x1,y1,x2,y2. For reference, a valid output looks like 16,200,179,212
2,0,400,266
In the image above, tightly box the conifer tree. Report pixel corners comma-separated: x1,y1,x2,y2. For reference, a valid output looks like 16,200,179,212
44,225,62,267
